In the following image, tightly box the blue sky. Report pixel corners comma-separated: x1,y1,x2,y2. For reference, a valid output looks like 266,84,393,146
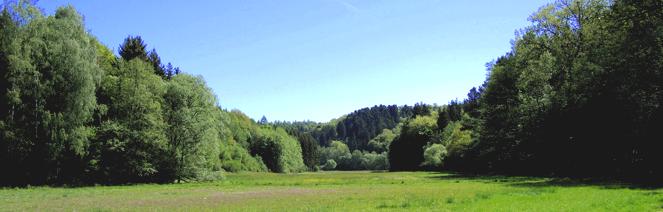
40,0,552,122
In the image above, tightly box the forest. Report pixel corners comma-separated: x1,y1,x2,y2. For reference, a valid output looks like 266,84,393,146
1,0,662,187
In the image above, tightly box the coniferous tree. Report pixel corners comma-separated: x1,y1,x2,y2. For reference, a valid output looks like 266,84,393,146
436,108,449,131
412,102,431,117
147,48,166,78
165,63,174,80
297,133,319,170
119,35,147,61
259,115,268,125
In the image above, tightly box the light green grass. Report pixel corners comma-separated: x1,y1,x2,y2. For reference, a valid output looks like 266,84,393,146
1,171,662,211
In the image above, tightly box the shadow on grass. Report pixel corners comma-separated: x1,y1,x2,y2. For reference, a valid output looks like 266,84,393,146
426,172,663,190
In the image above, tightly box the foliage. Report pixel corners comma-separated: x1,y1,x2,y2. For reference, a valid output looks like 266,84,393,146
318,140,351,167
2,0,663,185
217,141,267,172
118,36,147,61
335,104,400,150
0,4,102,185
0,3,291,185
359,151,389,170
321,159,337,170
93,59,169,183
216,109,268,172
367,127,399,153
444,0,663,183
296,133,319,170
276,105,401,150
317,140,388,170
250,127,306,173
412,102,432,117
422,144,446,168
440,121,472,165
163,74,222,180
388,114,439,171
147,49,166,78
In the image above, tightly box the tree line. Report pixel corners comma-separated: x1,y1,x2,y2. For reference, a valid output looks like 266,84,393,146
386,0,663,183
274,104,403,148
273,104,429,171
278,0,662,184
1,0,661,185
0,3,306,186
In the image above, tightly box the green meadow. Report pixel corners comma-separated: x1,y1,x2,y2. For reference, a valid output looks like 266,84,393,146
1,171,661,211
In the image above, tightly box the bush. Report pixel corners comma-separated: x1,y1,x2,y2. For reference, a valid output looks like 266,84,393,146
361,151,389,170
218,149,267,172
318,140,389,170
422,144,447,168
318,141,351,169
322,159,337,170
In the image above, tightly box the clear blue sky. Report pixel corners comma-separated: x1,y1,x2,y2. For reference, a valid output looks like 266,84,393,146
40,0,552,122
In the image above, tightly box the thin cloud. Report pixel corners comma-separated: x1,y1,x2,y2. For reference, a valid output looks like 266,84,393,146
337,0,361,14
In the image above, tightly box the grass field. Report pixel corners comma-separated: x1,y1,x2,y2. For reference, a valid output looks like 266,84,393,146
1,171,662,211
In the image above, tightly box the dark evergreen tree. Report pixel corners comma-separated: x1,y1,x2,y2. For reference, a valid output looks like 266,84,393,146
259,115,268,125
335,105,401,151
119,35,147,61
147,48,166,78
447,100,463,122
463,87,483,118
412,102,431,117
297,133,319,170
165,62,174,80
436,108,449,131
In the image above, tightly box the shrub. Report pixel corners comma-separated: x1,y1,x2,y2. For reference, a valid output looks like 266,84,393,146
422,144,447,168
322,159,337,170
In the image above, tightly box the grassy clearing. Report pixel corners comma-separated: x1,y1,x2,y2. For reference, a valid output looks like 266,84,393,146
1,171,662,211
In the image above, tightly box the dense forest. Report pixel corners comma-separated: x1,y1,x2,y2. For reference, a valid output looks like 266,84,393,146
1,0,662,186
0,2,305,186
389,0,663,183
